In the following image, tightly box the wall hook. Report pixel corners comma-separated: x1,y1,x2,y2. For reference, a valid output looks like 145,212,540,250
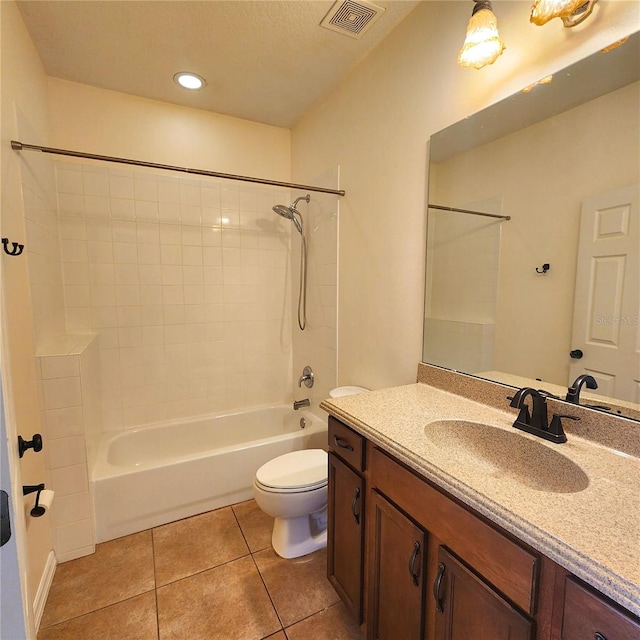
2,238,24,256
535,263,550,274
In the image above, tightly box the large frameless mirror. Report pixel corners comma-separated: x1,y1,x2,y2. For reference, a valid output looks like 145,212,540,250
424,32,640,422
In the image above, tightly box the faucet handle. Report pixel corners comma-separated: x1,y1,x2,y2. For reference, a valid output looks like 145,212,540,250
549,413,579,440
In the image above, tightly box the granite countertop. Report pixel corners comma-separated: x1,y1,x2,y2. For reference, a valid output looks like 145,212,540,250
320,383,640,616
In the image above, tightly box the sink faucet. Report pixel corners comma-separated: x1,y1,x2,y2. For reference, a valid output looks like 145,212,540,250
508,387,574,444
565,374,598,404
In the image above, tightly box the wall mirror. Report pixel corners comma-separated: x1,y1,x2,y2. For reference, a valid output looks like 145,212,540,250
424,32,639,422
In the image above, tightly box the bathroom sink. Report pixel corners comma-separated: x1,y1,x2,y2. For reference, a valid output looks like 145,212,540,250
424,420,589,494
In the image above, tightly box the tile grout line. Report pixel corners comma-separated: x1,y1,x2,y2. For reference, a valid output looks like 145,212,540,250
150,527,161,640
230,504,287,634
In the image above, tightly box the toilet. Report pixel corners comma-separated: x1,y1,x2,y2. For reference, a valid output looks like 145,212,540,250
254,386,369,559
253,449,328,559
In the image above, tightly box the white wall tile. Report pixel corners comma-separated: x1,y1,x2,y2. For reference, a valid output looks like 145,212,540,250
40,355,80,380
53,491,91,527
49,463,89,496
42,377,82,410
47,435,87,469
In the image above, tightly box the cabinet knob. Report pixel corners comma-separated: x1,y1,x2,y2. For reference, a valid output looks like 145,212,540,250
433,562,446,612
594,634,607,640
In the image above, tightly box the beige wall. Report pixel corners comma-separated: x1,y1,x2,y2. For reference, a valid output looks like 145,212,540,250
291,0,640,390
47,78,291,181
0,1,54,633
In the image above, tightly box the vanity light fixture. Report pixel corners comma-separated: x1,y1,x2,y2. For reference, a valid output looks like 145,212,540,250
530,0,598,27
173,72,206,90
458,0,506,70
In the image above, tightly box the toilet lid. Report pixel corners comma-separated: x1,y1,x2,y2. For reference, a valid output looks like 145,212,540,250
256,449,328,490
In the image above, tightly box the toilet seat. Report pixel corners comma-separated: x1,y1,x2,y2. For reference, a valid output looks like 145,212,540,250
255,449,327,493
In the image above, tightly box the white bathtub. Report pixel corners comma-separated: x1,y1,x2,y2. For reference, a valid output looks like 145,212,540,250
91,405,327,542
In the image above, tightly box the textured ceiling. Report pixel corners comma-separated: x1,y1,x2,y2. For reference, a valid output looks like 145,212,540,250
17,0,420,128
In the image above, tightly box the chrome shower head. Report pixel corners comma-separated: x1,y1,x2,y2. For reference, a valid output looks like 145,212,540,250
272,194,310,235
273,204,296,221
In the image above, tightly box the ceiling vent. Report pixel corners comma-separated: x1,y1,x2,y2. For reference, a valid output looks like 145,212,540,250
320,0,386,39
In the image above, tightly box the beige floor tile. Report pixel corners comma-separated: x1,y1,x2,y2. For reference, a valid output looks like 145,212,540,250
264,633,287,640
40,531,155,628
284,602,365,640
157,555,281,640
153,507,249,586
253,547,340,627
37,591,158,640
232,499,274,552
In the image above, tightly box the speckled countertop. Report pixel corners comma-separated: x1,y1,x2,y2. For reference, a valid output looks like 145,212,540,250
320,383,640,617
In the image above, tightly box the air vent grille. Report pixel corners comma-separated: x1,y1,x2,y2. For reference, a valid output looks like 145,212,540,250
320,0,385,39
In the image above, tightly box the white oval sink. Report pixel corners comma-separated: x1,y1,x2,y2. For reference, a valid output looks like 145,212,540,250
424,420,589,494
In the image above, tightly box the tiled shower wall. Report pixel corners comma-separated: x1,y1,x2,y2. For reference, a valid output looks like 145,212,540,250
57,162,296,430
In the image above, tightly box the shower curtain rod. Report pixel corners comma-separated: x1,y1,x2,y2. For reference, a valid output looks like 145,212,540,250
428,203,510,220
11,140,346,197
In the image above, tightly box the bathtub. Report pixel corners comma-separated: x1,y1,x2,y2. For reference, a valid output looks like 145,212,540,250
91,405,327,542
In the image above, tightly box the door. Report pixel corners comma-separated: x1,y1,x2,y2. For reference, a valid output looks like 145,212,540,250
434,546,532,640
0,372,29,639
327,452,364,623
368,490,426,640
570,185,640,402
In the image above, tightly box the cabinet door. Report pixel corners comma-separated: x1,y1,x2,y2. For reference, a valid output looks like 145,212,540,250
328,452,364,622
561,577,640,640
434,546,533,640
368,490,426,640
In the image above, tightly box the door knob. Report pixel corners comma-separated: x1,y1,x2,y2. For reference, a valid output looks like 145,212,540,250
569,349,583,359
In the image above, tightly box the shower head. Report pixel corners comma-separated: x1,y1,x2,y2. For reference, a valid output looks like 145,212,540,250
273,204,296,221
272,194,310,235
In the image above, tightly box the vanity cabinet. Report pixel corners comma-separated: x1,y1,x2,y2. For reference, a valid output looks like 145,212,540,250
327,417,366,623
434,546,533,640
368,490,426,640
560,577,640,640
326,416,640,640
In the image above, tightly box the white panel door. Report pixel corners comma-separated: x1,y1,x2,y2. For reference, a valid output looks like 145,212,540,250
569,185,640,402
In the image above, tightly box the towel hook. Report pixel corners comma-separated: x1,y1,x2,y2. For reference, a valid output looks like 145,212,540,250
536,263,550,274
2,238,24,257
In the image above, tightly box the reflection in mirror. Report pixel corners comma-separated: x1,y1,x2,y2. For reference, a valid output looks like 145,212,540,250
424,32,640,422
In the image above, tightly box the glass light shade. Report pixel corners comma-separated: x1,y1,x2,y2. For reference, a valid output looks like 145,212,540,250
458,8,506,70
530,0,586,26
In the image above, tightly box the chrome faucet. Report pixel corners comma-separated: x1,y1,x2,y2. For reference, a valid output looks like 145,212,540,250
293,398,310,410
508,387,576,444
565,374,598,404
298,365,314,388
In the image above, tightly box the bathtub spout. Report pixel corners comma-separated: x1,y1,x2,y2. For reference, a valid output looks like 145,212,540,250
293,399,310,410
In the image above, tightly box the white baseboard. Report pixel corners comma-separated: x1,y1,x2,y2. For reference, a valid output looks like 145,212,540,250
33,550,56,632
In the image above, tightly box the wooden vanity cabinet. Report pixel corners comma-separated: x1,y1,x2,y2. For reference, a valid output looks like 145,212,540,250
434,546,533,640
368,490,427,640
559,577,640,640
326,417,640,639
327,417,366,623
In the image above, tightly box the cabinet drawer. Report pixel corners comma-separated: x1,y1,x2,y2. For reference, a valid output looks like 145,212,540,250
328,417,365,471
370,445,538,615
562,577,640,640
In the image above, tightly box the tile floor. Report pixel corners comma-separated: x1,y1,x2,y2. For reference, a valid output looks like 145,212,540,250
38,500,365,640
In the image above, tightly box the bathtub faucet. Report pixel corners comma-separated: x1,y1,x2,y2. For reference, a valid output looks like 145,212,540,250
293,399,310,410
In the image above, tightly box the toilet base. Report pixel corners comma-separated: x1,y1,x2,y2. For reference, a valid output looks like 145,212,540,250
271,508,328,559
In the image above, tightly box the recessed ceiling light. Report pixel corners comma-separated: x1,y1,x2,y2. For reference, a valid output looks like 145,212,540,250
174,72,206,90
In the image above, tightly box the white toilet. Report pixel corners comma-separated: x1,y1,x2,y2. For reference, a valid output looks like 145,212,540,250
253,449,328,559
